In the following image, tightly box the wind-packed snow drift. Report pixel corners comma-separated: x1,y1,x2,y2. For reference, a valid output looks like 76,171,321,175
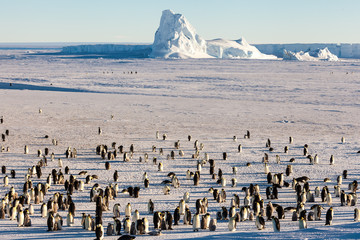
207,38,277,59
283,47,339,61
150,9,210,59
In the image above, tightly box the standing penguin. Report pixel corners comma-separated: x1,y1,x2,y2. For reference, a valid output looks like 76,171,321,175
106,223,114,236
124,218,131,233
23,209,31,227
209,218,217,231
326,192,332,206
47,212,55,231
125,203,132,218
17,209,24,227
113,170,118,182
272,216,280,232
148,199,154,214
95,224,104,240
174,206,180,225
184,208,192,225
325,207,333,225
354,208,360,222
153,212,161,229
113,218,121,235
330,155,334,165
255,216,265,230
4,175,8,186
194,171,200,186
228,216,236,231
193,213,200,232
299,217,307,229
143,217,149,233
41,203,48,218
65,210,74,226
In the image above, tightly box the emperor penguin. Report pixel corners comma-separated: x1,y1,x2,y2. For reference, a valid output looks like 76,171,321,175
132,209,140,222
193,213,200,232
240,206,249,221
264,163,269,174
179,199,186,215
203,213,211,229
153,212,161,229
221,177,226,187
315,186,320,197
231,178,237,187
186,170,191,180
85,214,92,230
95,224,104,240
209,218,217,231
158,162,163,172
41,203,48,218
312,205,323,221
124,218,131,233
184,192,190,203
17,209,24,227
4,175,8,187
67,212,74,226
272,216,280,232
353,208,360,222
174,206,180,225
292,211,298,221
24,209,31,227
163,186,170,195
143,217,149,233
184,208,192,225
255,215,265,230
228,216,236,231
299,217,307,229
113,203,121,218
10,206,17,220
144,178,149,188
330,155,334,165
325,207,333,225
156,131,159,139
24,145,29,154
314,154,319,164
326,192,332,206
125,203,132,218
113,217,121,235
47,212,55,231
148,199,154,214
106,223,114,236
58,158,63,168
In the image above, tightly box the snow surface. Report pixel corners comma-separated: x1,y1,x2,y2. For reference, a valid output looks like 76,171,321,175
0,49,360,240
283,48,339,61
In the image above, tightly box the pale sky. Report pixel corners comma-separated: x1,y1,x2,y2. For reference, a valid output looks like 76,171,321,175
1,0,359,44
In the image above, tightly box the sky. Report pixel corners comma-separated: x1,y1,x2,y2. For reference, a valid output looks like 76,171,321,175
1,0,359,44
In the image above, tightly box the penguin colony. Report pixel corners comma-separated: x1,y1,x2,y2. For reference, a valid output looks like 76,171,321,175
0,113,359,239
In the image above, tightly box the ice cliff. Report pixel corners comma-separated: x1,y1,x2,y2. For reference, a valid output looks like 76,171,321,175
206,38,276,59
283,47,339,61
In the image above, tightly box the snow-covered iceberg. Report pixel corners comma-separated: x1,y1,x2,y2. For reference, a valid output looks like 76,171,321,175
150,9,275,59
207,38,276,59
283,47,339,61
150,9,210,59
